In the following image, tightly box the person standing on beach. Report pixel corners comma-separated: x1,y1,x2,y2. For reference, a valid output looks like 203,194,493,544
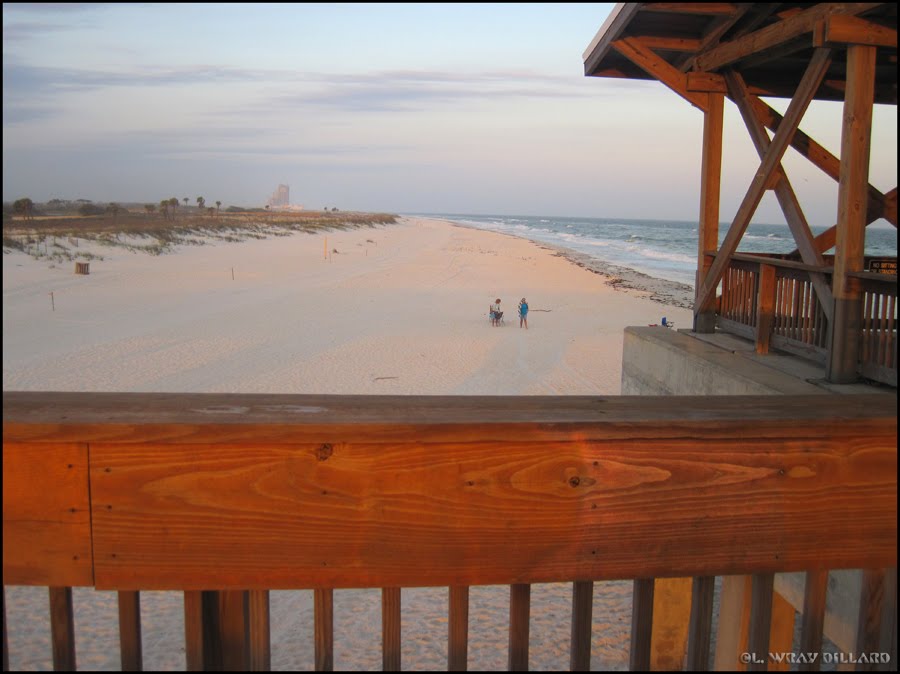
518,297,529,329
490,298,503,326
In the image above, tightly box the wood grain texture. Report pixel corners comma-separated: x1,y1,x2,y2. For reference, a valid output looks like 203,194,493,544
2,442,92,586
4,393,896,591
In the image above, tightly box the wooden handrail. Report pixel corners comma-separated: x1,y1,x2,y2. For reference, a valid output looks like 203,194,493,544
4,392,896,591
4,392,897,671
729,252,834,274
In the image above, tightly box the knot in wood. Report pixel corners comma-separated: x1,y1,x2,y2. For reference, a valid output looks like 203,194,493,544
316,444,334,461
568,476,581,488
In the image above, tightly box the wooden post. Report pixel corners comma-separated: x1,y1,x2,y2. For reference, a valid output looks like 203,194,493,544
828,44,876,383
695,92,724,333
756,264,777,354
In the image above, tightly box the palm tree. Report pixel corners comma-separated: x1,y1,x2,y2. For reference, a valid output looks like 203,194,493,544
196,196,205,212
169,197,179,220
215,200,221,217
159,200,170,220
13,198,34,220
183,197,189,210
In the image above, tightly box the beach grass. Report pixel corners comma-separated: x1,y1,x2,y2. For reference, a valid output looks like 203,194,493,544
2,209,399,261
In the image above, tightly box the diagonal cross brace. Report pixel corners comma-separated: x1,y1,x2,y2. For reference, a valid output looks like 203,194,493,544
695,48,834,315
725,69,835,323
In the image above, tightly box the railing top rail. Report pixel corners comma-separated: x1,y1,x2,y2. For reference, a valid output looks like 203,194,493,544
4,392,897,591
3,391,895,444
729,253,834,274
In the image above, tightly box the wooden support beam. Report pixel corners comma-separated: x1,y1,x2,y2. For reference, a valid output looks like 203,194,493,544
788,186,897,257
633,35,702,52
695,49,832,315
694,3,884,72
725,68,835,323
815,14,898,48
695,92,724,333
756,264,778,354
750,100,895,226
829,44,877,383
611,37,709,111
643,3,738,15
676,4,754,72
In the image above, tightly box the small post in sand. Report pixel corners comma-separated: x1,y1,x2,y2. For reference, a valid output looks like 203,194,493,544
232,267,234,281
49,291,55,312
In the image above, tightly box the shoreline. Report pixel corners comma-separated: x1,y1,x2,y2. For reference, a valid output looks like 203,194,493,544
432,218,696,310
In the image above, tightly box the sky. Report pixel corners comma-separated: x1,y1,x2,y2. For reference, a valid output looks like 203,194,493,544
3,3,897,225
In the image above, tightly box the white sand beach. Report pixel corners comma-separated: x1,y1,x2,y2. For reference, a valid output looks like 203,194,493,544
3,216,694,670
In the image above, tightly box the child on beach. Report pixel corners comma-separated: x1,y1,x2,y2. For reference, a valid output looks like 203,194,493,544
518,298,529,329
490,298,503,326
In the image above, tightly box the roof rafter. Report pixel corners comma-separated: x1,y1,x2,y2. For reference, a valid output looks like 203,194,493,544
693,3,885,72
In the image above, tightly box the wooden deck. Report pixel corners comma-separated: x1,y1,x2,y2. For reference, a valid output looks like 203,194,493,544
3,392,897,670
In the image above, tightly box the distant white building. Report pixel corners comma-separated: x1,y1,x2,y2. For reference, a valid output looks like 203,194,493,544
267,184,290,208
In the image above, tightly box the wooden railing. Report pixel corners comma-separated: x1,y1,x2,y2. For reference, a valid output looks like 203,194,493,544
3,392,897,671
853,271,898,388
716,254,898,386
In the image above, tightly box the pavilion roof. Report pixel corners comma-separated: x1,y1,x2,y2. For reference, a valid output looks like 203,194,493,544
583,3,897,105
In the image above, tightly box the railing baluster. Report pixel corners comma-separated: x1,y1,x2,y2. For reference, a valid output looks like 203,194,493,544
746,573,774,672
219,590,250,670
248,590,270,672
686,576,715,670
49,587,76,672
118,590,143,671
382,588,401,672
448,586,469,671
856,568,891,671
569,581,593,671
314,588,333,671
183,591,204,671
508,583,531,671
629,579,654,671
798,570,827,672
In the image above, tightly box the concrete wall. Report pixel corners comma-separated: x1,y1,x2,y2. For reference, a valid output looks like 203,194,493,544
620,325,871,652
621,326,826,395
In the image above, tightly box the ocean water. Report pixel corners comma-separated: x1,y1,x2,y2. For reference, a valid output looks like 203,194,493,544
417,213,898,289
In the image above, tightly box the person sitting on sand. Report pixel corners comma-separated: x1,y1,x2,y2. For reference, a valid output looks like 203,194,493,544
518,297,529,329
490,298,503,326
